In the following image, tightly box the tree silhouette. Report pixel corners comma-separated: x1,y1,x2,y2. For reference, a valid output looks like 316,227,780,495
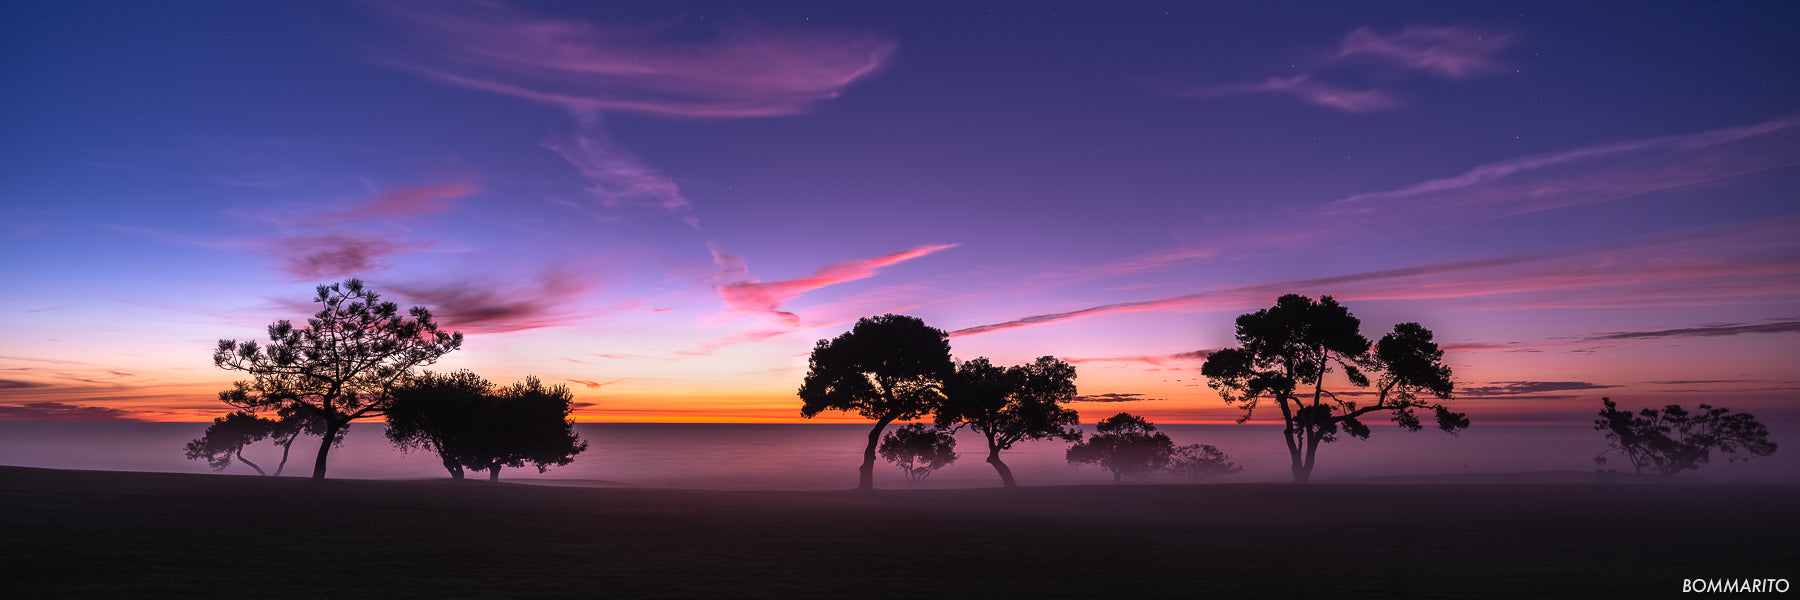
463,377,589,482
878,423,958,483
938,356,1082,488
1201,295,1466,483
183,407,328,476
213,279,462,480
1066,413,1175,481
1594,397,1777,476
1167,443,1243,480
385,370,493,480
799,314,954,491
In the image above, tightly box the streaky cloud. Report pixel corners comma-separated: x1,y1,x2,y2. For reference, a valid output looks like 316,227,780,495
1459,381,1615,398
278,233,432,281
714,243,957,325
318,182,478,223
367,0,894,118
1334,25,1518,79
545,112,693,218
1178,75,1402,113
0,401,142,421
567,379,623,390
1063,350,1213,366
1072,393,1167,403
387,269,592,334
1589,319,1800,340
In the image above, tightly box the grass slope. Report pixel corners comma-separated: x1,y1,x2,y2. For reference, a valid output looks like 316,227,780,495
3,466,1793,599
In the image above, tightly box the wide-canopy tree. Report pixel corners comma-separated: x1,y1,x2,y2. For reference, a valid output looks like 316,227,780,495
1065,413,1175,481
214,279,462,480
938,356,1082,488
799,314,954,491
1594,397,1777,476
464,377,589,482
878,423,959,483
1201,294,1466,483
385,369,495,480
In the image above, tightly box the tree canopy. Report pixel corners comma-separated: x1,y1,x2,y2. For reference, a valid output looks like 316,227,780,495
798,314,954,490
466,377,589,482
183,407,327,476
878,423,958,483
213,279,462,479
1066,413,1176,481
1594,397,1777,476
1167,443,1243,480
385,370,495,480
938,356,1082,487
1201,294,1466,483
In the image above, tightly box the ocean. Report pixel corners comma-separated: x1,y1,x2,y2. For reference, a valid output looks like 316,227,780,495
2,422,1794,488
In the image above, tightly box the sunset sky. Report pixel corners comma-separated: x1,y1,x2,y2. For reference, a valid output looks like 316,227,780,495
3,1,1797,425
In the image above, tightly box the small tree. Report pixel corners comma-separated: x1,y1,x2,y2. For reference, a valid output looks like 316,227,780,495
938,356,1082,488
385,370,494,480
879,423,958,483
1167,444,1243,480
799,314,955,491
184,408,327,476
1202,295,1467,483
1594,397,1777,476
213,279,462,480
1066,413,1175,482
464,377,589,482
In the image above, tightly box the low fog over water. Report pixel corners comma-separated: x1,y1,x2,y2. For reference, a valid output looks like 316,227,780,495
2,423,1794,488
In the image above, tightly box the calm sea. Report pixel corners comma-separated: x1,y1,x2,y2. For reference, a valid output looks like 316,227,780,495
2,422,1794,488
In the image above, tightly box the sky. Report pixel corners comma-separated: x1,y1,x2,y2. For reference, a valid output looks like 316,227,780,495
2,0,1797,426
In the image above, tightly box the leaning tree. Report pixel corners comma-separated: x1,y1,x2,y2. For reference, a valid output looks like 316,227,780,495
938,356,1082,488
799,314,954,491
1201,294,1467,483
184,407,327,476
213,279,462,480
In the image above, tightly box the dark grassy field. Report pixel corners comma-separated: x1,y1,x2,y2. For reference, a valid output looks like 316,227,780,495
3,465,1794,599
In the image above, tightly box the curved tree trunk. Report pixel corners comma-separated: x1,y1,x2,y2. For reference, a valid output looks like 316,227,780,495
311,420,343,481
858,416,896,491
273,433,298,476
233,448,267,476
1295,426,1323,483
442,456,465,480
987,448,1017,488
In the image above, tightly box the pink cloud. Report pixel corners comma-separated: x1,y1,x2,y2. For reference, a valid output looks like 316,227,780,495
567,379,622,390
276,233,431,281
674,329,792,357
1179,76,1402,113
368,1,895,118
1334,25,1517,80
0,401,143,421
322,182,477,222
387,269,593,334
713,243,957,325
1063,350,1214,367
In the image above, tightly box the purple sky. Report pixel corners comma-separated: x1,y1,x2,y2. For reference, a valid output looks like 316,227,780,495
1,0,1797,424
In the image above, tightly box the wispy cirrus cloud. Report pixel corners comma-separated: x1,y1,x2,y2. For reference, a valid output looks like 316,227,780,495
1177,76,1402,113
1333,25,1517,79
713,243,957,325
367,1,894,118
544,112,695,222
567,379,622,390
1180,23,1515,113
0,401,143,421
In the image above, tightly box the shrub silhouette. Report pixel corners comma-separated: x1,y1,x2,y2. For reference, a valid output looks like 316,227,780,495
1167,443,1243,479
388,372,588,481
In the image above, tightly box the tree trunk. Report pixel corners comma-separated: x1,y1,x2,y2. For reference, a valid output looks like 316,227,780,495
311,420,342,481
987,448,1018,488
488,466,501,482
1296,426,1323,484
233,448,267,476
442,456,464,480
859,416,896,491
273,433,297,476
1284,426,1308,483
1113,470,1122,482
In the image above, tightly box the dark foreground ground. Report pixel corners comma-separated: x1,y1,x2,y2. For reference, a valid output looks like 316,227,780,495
3,466,1794,599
